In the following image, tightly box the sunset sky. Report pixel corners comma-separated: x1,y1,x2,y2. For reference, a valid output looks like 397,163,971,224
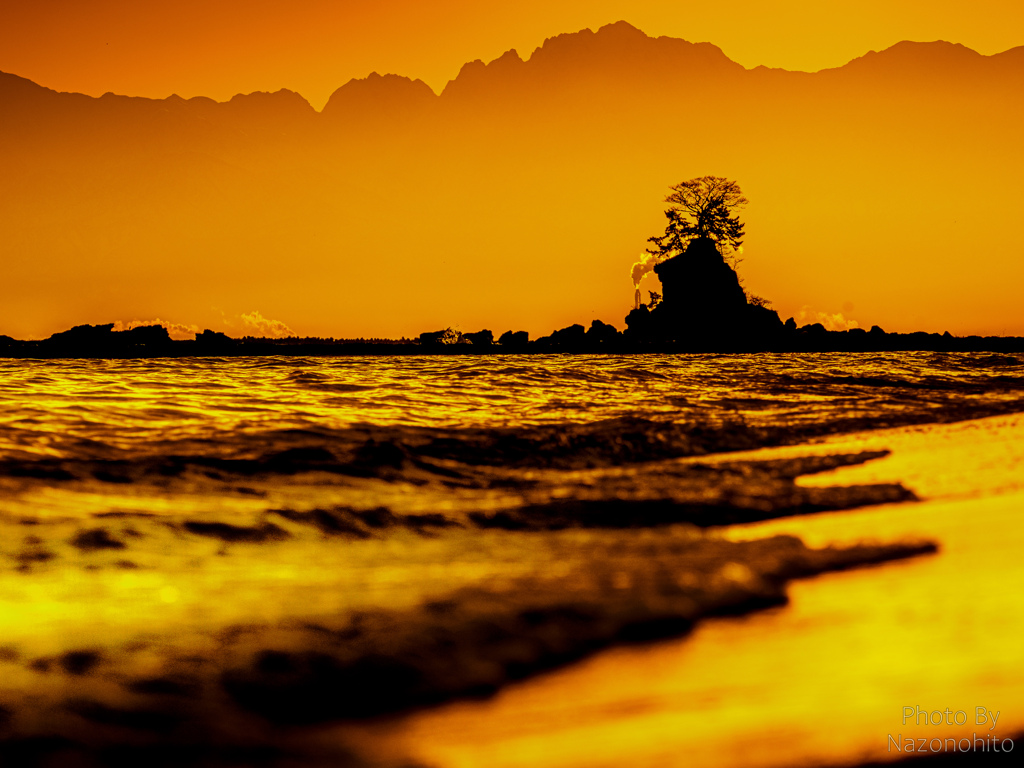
3,1,1022,108
2,1,1023,340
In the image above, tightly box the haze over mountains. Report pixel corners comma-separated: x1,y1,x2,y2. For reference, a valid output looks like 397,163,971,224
2,21,1022,339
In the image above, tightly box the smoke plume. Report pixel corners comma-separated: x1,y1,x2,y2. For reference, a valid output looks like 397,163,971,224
239,310,295,338
796,307,861,331
630,252,664,288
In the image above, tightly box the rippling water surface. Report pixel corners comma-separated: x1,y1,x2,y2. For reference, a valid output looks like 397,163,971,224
2,352,1023,462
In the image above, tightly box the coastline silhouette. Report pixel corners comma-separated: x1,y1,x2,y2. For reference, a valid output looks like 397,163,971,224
3,313,1022,359
3,176,1023,358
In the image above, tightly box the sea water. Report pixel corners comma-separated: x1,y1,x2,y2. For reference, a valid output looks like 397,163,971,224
2,351,1022,462
2,351,1023,766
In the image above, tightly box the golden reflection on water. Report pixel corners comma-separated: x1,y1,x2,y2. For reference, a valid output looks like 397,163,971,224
0,526,560,660
0,352,1010,459
335,414,1024,768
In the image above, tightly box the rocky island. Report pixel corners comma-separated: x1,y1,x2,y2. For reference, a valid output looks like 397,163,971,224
3,176,1023,358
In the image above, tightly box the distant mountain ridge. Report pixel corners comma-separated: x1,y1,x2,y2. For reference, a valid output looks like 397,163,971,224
3,21,1022,118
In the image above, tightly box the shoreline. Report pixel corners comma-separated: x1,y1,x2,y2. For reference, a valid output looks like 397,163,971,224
334,411,1024,768
4,325,1024,359
4,341,1024,359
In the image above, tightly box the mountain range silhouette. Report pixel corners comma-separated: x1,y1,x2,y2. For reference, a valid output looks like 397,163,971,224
7,22,1022,124
2,21,1022,341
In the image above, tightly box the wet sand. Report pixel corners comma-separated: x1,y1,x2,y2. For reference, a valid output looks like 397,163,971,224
333,413,1024,767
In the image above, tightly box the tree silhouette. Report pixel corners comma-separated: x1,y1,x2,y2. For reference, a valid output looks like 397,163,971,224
646,176,747,259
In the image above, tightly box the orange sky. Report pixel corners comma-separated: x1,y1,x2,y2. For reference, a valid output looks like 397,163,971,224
1,3,1023,341
2,1,1023,109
